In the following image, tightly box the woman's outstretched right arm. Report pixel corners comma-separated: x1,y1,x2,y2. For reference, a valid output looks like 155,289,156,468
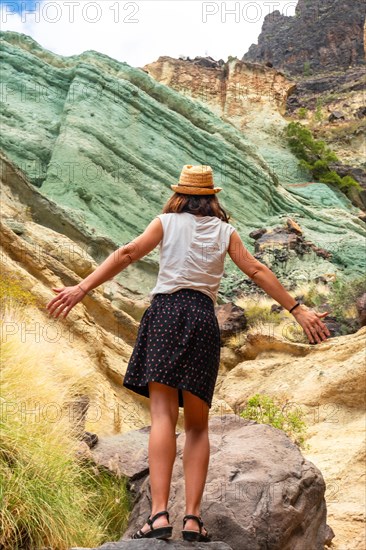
227,230,331,344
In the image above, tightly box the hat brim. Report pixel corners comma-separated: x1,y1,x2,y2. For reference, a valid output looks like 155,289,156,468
171,185,222,195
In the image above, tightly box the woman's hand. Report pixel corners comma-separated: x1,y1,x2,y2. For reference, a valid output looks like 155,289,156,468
46,285,87,319
291,304,331,344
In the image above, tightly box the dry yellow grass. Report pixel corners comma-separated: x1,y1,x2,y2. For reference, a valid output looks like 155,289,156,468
0,302,130,549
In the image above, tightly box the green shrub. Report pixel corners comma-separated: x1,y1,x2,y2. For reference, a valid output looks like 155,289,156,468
303,61,311,76
285,122,362,193
240,393,308,449
78,462,131,541
244,303,282,329
312,158,336,174
303,282,328,309
297,107,308,119
304,275,366,334
0,396,131,550
0,413,104,549
339,175,362,190
286,122,336,162
319,170,343,185
327,275,366,333
314,98,324,123
0,420,130,549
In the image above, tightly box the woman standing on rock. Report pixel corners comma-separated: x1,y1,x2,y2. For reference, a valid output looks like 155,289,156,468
46,164,330,542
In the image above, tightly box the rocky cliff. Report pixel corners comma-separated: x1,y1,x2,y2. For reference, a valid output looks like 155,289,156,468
285,66,366,200
239,0,366,208
1,31,365,304
243,0,366,76
143,54,366,290
144,55,302,185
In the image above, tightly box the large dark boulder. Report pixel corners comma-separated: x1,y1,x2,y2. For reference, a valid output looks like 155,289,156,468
328,111,345,122
80,415,334,549
71,540,232,549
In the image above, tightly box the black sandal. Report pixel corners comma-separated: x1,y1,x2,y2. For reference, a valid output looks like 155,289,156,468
131,510,173,539
182,514,211,542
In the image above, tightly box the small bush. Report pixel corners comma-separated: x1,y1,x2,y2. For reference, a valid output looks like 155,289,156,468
314,98,324,123
298,107,308,120
327,275,366,333
0,401,112,549
303,282,328,309
79,463,131,542
286,122,337,162
339,175,362,190
303,276,366,334
285,122,362,193
226,330,247,349
319,170,343,185
240,393,308,449
243,303,282,329
303,61,312,76
225,297,283,347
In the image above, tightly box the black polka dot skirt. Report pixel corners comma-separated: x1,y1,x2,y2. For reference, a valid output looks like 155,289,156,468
123,289,221,409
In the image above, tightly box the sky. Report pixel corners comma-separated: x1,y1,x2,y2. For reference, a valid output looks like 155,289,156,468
0,1,297,67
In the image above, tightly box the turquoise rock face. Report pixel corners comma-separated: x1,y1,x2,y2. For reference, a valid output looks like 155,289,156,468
1,31,365,299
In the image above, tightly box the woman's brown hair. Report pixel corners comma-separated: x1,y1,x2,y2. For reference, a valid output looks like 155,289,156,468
162,193,231,223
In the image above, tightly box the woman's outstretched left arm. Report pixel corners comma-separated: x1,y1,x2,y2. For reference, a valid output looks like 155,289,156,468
46,217,163,319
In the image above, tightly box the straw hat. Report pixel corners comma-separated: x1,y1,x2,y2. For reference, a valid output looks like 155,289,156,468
171,165,222,195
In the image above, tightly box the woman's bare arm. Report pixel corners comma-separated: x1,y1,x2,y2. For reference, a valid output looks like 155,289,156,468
76,217,163,293
46,217,163,318
228,230,298,312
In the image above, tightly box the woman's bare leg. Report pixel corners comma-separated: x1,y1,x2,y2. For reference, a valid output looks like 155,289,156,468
138,381,179,534
182,389,210,536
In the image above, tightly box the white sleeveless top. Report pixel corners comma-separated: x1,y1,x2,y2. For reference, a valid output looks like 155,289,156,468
149,212,236,304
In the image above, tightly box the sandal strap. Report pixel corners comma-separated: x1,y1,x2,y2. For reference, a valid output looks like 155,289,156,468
147,510,170,528
183,514,203,532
